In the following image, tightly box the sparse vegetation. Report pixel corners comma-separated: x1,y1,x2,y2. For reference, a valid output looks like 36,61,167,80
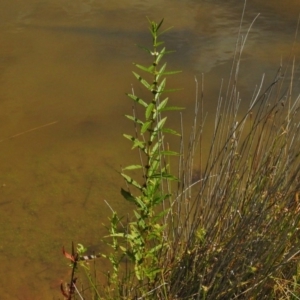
61,16,300,299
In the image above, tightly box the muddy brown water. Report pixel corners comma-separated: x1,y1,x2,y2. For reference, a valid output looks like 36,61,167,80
0,0,299,299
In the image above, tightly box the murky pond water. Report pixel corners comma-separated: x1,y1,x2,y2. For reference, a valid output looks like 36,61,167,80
0,0,299,298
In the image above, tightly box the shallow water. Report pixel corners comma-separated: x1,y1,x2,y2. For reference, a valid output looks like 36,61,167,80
0,0,299,299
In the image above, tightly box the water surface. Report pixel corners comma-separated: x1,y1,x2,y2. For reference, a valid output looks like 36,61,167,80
0,0,299,298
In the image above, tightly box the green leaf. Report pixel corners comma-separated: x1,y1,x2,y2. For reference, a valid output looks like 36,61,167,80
149,28,156,39
141,121,152,134
122,165,143,171
148,244,163,255
133,71,151,90
123,134,146,150
157,97,168,111
119,245,127,253
150,131,158,142
120,189,147,210
137,216,146,229
123,133,134,141
126,93,147,107
162,70,182,75
147,158,160,177
150,117,167,142
162,50,176,55
154,41,164,47
125,115,144,125
133,210,141,220
161,106,185,111
144,267,162,280
156,18,164,31
150,139,161,151
120,188,138,204
135,266,142,280
136,44,152,54
154,117,167,132
157,78,166,94
152,208,169,221
135,199,147,213
152,195,168,206
156,72,166,82
159,26,174,36
161,127,181,136
109,232,126,238
156,63,167,82
145,103,155,119
133,139,146,149
121,188,135,200
121,174,142,189
155,47,166,65
135,63,155,74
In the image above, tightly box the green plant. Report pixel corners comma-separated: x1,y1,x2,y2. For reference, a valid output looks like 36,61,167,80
61,14,300,300
105,18,182,295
